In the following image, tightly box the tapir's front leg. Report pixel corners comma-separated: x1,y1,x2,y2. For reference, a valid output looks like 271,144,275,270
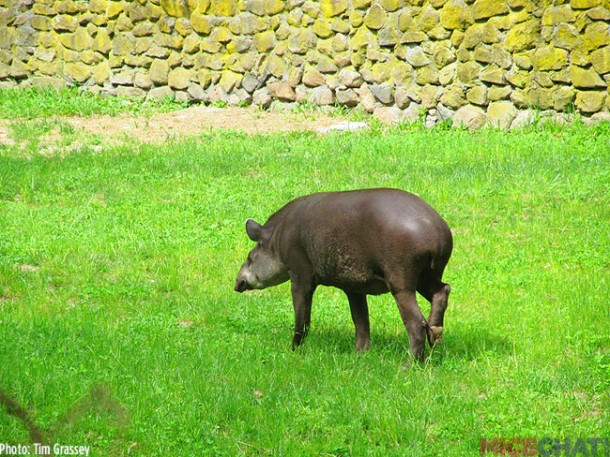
290,275,316,349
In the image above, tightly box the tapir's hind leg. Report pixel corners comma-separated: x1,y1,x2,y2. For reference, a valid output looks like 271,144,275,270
417,270,450,347
392,289,427,367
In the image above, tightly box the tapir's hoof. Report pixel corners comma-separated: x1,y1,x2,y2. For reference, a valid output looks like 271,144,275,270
427,326,443,346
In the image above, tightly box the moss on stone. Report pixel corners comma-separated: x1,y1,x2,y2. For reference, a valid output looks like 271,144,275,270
439,0,474,30
505,20,540,52
321,0,349,18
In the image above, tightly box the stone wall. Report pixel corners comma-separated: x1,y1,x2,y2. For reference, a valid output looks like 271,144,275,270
1,0,609,127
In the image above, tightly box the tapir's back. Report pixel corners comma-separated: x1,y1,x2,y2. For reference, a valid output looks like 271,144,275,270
280,188,452,293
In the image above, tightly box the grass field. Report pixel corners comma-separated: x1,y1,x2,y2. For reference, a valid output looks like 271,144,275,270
0,89,608,456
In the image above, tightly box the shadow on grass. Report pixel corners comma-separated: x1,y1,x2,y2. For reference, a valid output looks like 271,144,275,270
303,323,512,365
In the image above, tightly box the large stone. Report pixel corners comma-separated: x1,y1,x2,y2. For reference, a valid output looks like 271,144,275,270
439,63,456,85
133,22,156,37
552,23,581,50
491,43,512,69
416,4,440,33
570,0,601,8
453,104,487,129
591,46,610,75
253,31,276,52
587,6,610,21
147,86,174,100
313,19,333,38
467,85,488,105
394,86,411,109
106,1,123,18
92,61,110,84
462,23,503,49
542,5,575,25
168,68,192,89
416,65,439,85
241,73,260,93
505,20,540,52
532,46,568,71
150,59,170,85
61,28,93,51
439,0,474,30
440,85,465,109
246,0,266,16
583,22,610,52
52,14,78,32
317,55,338,73
219,70,242,92
160,0,189,17
472,0,509,20
253,88,272,108
268,81,296,101
111,71,134,85
210,27,232,44
364,4,387,30
353,0,372,8
457,61,481,84
309,86,334,105
134,72,153,89
321,0,349,17
473,45,492,63
338,68,363,87
570,65,606,88
358,84,378,113
404,47,430,68
552,86,576,111
433,44,457,68
378,26,401,47
487,101,517,129
65,62,91,83
91,29,112,54
381,0,400,11
211,0,238,16
336,88,359,106
303,66,326,87
374,106,404,124
488,85,511,101
420,84,441,109
191,12,212,34
187,83,207,101
266,0,284,15
370,83,393,104
350,29,374,50
398,10,413,32
575,91,605,113
510,110,536,129
112,33,135,56
266,54,286,77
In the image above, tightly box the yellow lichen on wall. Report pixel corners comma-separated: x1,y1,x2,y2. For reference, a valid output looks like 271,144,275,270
0,0,609,127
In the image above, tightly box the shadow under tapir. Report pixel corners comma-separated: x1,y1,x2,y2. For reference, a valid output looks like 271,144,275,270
234,188,452,368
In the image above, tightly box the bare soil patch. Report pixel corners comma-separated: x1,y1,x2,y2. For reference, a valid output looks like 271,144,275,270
0,105,352,147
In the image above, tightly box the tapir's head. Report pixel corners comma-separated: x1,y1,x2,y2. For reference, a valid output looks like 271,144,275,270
234,219,289,293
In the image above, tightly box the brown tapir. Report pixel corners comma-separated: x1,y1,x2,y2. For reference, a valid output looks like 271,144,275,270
234,188,452,367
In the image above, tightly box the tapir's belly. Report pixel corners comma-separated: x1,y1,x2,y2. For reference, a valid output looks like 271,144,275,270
313,250,390,295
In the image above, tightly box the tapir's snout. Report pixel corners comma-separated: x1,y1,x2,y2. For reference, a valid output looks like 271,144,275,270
234,277,251,293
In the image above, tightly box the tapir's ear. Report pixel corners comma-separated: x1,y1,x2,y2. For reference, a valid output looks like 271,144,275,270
245,219,263,242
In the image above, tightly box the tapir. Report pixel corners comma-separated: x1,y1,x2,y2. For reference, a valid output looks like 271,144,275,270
234,188,453,367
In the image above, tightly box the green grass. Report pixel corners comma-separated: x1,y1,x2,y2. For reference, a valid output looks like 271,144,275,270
0,87,187,119
0,99,609,456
